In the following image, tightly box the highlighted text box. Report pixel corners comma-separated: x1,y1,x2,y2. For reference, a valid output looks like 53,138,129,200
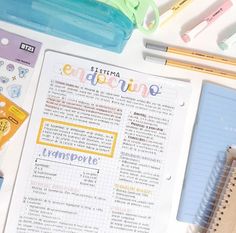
37,118,117,158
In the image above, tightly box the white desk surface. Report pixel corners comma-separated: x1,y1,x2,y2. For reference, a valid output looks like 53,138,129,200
0,0,236,232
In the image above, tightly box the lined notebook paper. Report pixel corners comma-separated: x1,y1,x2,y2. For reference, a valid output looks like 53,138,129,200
178,82,236,223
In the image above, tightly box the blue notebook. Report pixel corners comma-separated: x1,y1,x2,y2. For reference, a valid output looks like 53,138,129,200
177,82,236,224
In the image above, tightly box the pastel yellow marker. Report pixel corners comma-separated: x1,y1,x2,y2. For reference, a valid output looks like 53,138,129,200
159,0,193,26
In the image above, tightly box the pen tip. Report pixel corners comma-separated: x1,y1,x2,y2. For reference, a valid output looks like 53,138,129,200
218,42,228,51
181,34,191,43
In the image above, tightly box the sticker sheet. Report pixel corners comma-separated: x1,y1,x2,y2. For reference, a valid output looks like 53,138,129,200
0,94,28,148
0,29,41,104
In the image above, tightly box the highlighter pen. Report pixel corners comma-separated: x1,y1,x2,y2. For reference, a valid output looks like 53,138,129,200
160,0,193,26
144,54,236,80
219,31,236,50
182,0,233,43
145,42,236,66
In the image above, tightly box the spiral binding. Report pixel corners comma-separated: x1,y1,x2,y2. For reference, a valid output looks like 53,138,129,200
193,153,227,227
187,147,236,233
207,162,236,232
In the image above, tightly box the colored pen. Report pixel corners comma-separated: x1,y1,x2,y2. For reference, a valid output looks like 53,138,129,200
145,42,236,66
182,0,233,43
219,31,236,50
144,54,236,80
160,0,193,26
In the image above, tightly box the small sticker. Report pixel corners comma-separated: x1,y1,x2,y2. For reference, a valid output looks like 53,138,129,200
0,118,11,136
6,64,15,72
0,38,9,46
18,67,29,78
7,84,21,98
0,76,9,84
20,43,35,53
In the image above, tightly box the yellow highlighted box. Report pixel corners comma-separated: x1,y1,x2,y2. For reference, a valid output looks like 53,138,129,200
37,118,118,158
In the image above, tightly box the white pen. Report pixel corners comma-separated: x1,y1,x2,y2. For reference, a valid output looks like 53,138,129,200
219,31,236,50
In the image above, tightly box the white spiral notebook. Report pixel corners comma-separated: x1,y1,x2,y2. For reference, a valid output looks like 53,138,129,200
188,146,236,233
206,147,236,233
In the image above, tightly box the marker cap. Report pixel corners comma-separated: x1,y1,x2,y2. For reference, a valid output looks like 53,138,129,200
219,41,229,51
182,21,208,43
144,55,167,65
218,32,236,50
145,42,168,52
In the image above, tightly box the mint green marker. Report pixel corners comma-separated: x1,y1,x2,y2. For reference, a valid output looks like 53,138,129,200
219,31,236,50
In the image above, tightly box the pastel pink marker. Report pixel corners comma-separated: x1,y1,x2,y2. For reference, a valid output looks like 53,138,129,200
182,0,233,43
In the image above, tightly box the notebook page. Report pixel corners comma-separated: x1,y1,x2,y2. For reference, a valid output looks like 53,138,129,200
178,82,236,224
4,51,191,233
